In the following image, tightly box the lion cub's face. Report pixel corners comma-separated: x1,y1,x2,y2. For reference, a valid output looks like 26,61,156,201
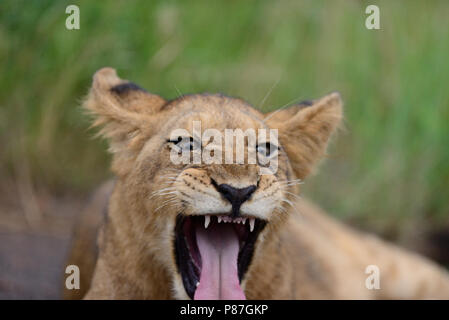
85,68,342,300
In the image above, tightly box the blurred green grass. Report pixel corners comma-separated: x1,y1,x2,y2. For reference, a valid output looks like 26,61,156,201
0,0,448,234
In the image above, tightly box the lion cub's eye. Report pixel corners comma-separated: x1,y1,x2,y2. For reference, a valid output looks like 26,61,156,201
256,142,279,158
167,136,200,152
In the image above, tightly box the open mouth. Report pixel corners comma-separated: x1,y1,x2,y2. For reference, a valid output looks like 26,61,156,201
174,214,266,300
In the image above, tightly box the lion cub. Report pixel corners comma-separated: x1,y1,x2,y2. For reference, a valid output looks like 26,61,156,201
64,68,449,300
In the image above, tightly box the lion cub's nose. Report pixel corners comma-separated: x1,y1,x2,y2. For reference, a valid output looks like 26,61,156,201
213,181,256,217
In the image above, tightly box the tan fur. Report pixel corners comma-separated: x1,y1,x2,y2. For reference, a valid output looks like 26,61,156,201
63,180,114,300
67,68,449,299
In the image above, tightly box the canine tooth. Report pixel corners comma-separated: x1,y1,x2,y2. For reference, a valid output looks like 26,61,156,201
204,215,210,229
249,218,255,232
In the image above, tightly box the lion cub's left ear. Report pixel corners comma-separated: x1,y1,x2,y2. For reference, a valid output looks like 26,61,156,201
265,92,343,179
85,67,166,175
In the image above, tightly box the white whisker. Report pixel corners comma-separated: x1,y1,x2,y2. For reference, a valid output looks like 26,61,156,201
281,198,303,218
154,199,178,213
259,78,281,110
283,191,302,201
264,95,308,122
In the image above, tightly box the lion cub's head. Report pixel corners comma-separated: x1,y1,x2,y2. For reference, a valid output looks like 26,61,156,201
85,68,342,300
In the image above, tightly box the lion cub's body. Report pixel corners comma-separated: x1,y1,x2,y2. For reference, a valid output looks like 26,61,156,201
65,183,449,299
64,68,449,300
253,200,449,299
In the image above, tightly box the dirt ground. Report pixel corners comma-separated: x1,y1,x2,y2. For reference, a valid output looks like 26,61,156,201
0,179,87,299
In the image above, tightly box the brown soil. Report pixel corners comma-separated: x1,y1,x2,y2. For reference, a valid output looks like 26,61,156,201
0,179,87,299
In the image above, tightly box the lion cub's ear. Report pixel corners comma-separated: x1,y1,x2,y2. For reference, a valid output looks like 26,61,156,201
85,67,166,175
265,92,343,180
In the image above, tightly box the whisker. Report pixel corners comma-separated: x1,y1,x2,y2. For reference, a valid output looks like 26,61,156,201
283,190,302,201
150,190,173,198
149,188,177,199
281,198,294,207
275,205,287,214
258,78,281,110
280,198,303,218
154,198,178,213
278,182,303,186
278,179,303,184
174,85,183,99
156,191,179,197
159,174,179,180
264,94,308,122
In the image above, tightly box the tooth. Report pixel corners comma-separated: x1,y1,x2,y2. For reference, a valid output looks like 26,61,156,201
204,215,210,229
242,218,247,225
218,216,222,223
196,282,200,287
249,218,255,232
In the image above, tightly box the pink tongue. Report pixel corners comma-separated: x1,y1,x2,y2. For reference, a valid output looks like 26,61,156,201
194,223,246,300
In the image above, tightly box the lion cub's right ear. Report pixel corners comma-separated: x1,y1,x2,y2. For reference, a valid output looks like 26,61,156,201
84,67,166,175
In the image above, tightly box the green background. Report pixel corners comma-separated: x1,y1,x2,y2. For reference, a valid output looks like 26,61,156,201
1,0,448,238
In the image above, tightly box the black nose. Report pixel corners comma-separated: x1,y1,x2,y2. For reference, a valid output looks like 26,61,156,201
213,182,256,218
